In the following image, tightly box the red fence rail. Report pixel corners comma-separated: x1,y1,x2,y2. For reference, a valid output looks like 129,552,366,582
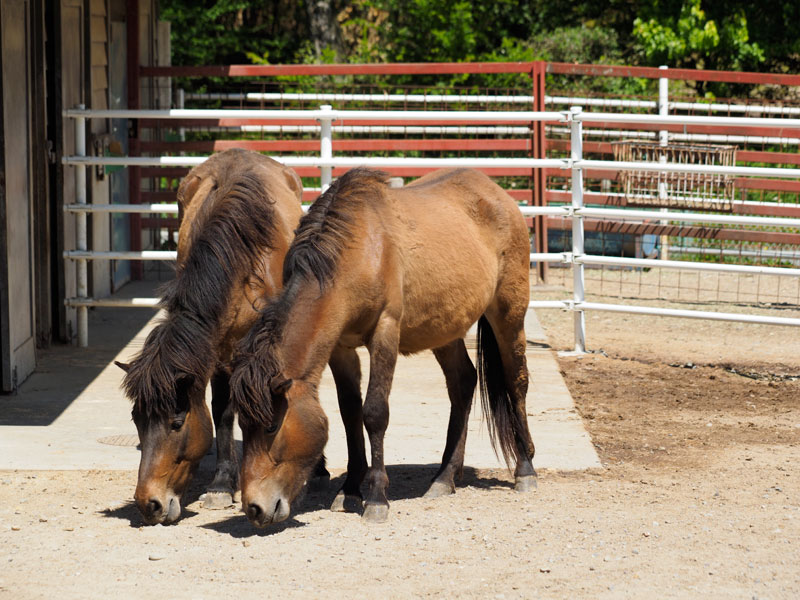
130,60,800,282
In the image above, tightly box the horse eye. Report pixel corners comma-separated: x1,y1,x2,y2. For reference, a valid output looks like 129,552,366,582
170,416,186,431
264,422,279,435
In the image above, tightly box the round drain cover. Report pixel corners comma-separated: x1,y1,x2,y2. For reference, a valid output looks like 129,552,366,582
97,434,140,447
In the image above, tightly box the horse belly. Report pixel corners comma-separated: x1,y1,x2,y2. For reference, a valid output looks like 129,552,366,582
397,247,497,354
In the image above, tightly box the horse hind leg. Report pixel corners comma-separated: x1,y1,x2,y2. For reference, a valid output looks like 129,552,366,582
425,339,477,498
480,310,537,492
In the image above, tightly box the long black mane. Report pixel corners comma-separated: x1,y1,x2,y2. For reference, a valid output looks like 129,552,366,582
123,166,278,419
282,167,389,289
232,167,389,427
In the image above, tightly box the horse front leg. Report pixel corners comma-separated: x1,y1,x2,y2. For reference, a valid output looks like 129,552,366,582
361,315,400,523
203,369,239,508
328,345,367,513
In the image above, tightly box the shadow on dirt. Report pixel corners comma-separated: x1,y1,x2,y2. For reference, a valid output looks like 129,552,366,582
99,500,202,528
200,464,515,538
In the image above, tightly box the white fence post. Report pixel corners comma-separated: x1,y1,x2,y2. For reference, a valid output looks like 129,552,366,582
570,106,586,354
74,105,88,347
658,65,669,260
176,88,185,142
319,104,333,191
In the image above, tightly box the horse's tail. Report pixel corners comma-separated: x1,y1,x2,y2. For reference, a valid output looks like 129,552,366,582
476,315,518,468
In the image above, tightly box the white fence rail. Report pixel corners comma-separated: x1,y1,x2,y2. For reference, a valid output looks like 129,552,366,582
63,105,800,347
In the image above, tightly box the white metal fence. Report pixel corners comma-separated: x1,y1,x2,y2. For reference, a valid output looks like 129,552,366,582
63,105,800,347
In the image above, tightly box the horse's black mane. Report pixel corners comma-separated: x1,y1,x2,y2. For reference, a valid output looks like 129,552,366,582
232,167,389,427
282,167,389,290
123,166,278,419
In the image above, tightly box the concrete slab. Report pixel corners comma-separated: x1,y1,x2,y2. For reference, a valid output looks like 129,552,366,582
0,283,600,472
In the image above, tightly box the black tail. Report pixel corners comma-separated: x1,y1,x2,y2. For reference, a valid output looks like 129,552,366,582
477,315,518,468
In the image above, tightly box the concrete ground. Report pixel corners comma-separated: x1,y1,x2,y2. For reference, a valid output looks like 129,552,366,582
0,281,599,473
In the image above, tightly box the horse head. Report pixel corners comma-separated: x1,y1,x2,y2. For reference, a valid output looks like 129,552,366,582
117,347,213,525
230,340,328,527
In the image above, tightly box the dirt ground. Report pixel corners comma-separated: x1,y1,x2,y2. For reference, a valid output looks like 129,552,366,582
2,276,800,598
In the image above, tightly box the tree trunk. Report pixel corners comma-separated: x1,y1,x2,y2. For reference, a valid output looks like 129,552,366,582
306,0,342,61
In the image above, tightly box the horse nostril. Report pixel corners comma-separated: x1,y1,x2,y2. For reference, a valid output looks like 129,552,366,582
147,499,162,515
247,503,263,522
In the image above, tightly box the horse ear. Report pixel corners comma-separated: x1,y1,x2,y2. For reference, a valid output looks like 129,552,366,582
270,376,293,397
177,174,201,208
114,361,131,373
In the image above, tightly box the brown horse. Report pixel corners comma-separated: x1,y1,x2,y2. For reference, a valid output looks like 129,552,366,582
230,167,536,527
115,149,306,525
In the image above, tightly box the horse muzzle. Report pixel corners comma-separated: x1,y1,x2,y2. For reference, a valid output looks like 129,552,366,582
244,494,290,527
137,493,182,525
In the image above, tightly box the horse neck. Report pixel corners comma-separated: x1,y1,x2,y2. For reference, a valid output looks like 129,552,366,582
165,306,219,379
278,282,345,385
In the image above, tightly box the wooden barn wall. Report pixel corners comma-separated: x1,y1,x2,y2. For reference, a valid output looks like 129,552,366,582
88,0,111,300
0,0,36,391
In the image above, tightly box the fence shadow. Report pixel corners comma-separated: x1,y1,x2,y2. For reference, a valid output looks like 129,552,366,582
0,284,160,426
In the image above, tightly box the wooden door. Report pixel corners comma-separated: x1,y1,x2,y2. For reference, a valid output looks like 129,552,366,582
0,0,36,391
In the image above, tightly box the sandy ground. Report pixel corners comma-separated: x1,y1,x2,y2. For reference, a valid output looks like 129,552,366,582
2,273,800,598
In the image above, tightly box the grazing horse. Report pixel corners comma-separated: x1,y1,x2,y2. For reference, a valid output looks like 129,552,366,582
116,149,305,525
230,167,536,527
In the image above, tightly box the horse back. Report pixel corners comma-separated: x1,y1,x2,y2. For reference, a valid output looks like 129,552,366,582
341,169,529,352
171,150,304,358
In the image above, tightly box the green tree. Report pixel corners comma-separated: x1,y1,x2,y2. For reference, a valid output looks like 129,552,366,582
632,0,764,72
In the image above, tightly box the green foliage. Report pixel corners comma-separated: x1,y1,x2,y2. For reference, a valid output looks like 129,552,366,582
160,0,309,66
158,0,797,97
632,0,764,71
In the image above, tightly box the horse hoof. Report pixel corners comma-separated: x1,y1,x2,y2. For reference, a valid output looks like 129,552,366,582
423,481,455,498
362,503,389,523
200,492,235,510
515,475,538,493
330,492,362,513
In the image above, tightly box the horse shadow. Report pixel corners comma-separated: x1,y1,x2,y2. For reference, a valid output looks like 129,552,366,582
201,463,514,538
99,436,515,533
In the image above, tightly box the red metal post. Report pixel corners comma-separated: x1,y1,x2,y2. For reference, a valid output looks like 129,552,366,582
127,0,142,279
531,61,548,283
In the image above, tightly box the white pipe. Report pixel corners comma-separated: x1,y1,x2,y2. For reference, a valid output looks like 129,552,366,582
529,301,572,310
549,125,800,146
64,203,179,213
60,153,800,181
518,206,575,217
546,96,800,117
62,156,570,169
577,301,800,327
188,92,537,104
65,297,161,308
319,104,333,191
63,107,800,129
63,107,568,123
658,67,669,260
183,91,800,115
570,107,586,354
577,111,800,129
191,125,534,135
547,96,656,109
577,254,800,277
530,252,570,263
669,246,800,262
64,250,177,261
74,106,88,347
669,101,800,116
